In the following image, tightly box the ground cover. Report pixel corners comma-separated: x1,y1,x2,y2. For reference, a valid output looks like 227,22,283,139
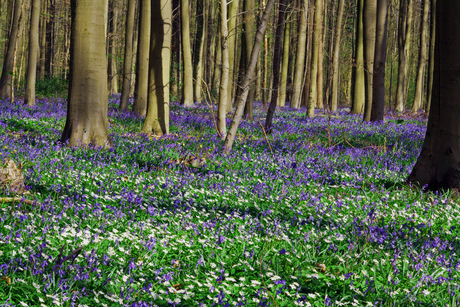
0,96,458,306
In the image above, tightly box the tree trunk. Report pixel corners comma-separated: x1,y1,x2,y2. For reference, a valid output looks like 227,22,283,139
411,0,430,113
25,0,40,106
133,0,150,117
307,0,322,117
226,0,240,112
107,0,118,94
316,0,325,110
60,0,110,147
330,0,345,112
426,0,436,113
45,0,55,77
223,0,274,155
362,0,377,121
0,0,22,99
352,0,365,114
119,0,136,111
408,1,460,190
193,0,206,103
278,18,290,107
39,0,47,79
290,0,308,109
140,0,171,135
217,0,230,138
370,0,388,122
181,0,194,107
395,0,413,112
243,0,256,119
265,0,286,133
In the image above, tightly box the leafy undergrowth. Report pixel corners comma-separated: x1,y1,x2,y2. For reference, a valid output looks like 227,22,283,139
0,96,458,306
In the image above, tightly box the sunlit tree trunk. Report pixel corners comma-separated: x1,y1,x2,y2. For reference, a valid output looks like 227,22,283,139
352,0,365,114
0,0,23,99
181,0,194,107
60,0,110,147
290,0,308,109
226,0,240,112
370,0,388,122
330,0,345,112
362,0,376,121
193,0,205,103
411,0,430,113
24,0,40,106
307,0,322,117
133,0,150,117
408,1,460,190
395,0,413,112
243,0,255,119
107,0,118,94
278,19,290,107
140,0,171,135
217,0,229,139
426,0,436,113
119,0,135,111
265,0,286,132
224,0,274,155
316,0,324,110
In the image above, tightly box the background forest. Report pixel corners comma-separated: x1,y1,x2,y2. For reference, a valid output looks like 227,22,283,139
2,0,460,307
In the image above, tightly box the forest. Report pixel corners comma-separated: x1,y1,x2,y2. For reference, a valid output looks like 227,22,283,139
1,0,460,306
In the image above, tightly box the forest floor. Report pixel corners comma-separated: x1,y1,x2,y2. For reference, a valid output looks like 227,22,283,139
0,96,458,306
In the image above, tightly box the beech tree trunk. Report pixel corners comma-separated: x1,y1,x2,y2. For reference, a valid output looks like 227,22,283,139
217,0,230,139
352,0,365,114
362,0,377,121
0,0,23,100
411,0,430,113
370,0,388,122
181,0,194,107
133,0,150,117
223,0,274,155
330,0,345,112
119,0,136,111
60,0,110,147
426,0,436,113
408,1,460,190
25,0,41,106
140,0,171,135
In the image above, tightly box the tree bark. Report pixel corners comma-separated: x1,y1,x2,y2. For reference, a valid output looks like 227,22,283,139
133,0,150,117
395,0,413,112
217,0,230,138
370,0,388,122
223,0,274,155
24,0,40,106
278,18,290,107
362,0,377,121
119,0,136,111
0,0,23,99
140,0,171,135
192,0,206,103
351,0,365,114
265,0,286,133
408,1,460,190
60,0,110,147
330,0,345,112
107,0,119,94
307,0,322,117
181,0,194,107
426,0,436,113
411,0,430,113
290,0,308,109
243,0,256,119
226,0,240,112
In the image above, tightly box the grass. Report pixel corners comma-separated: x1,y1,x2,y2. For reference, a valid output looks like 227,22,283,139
0,96,458,307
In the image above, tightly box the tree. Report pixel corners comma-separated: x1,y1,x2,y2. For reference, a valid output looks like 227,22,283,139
408,1,460,190
362,0,377,121
330,0,345,112
217,0,230,139
223,0,275,155
140,0,172,135
242,0,256,119
60,0,110,147
133,0,150,117
307,0,323,117
395,0,414,112
0,0,23,100
24,0,41,106
225,0,240,112
370,0,389,121
351,0,365,114
411,0,430,113
426,0,436,113
181,0,194,107
107,0,119,94
290,0,308,109
119,0,136,111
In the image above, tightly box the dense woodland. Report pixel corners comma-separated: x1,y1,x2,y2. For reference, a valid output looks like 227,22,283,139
2,0,460,306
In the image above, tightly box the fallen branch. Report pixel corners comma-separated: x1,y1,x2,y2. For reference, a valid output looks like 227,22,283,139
0,197,34,205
